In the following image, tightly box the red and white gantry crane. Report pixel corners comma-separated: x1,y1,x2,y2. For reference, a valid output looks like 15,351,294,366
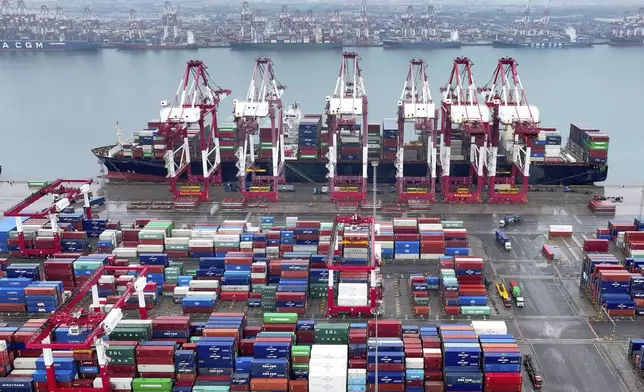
325,52,369,203
233,57,285,203
396,59,437,202
162,60,231,209
439,57,491,203
480,57,539,204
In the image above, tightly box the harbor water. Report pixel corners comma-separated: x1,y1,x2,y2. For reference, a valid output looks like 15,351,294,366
0,45,643,185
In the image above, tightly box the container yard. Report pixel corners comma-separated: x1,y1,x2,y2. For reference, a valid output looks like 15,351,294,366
0,179,643,392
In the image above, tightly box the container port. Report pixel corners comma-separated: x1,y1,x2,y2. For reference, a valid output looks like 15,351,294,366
0,178,644,391
93,53,609,213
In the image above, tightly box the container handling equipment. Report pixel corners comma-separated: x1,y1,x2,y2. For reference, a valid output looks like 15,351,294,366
3,179,94,257
24,264,150,392
495,230,512,251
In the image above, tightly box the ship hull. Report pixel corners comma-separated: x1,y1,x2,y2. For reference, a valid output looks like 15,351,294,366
607,39,644,46
230,42,343,50
382,40,461,49
115,43,199,50
492,40,592,48
97,156,607,186
0,40,100,52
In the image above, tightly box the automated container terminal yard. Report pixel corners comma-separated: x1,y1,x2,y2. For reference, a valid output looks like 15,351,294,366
0,52,641,392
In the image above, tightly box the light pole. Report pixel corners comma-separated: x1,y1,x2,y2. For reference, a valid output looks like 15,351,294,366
371,161,379,218
601,306,616,339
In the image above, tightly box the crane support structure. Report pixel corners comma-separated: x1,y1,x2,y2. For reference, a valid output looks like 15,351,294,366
3,179,94,257
396,59,437,202
326,214,380,316
25,264,150,392
325,52,369,203
480,57,540,204
233,57,286,203
439,57,491,203
162,60,231,209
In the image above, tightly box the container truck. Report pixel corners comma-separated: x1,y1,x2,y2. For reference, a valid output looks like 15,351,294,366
509,280,524,307
495,230,512,251
524,354,543,389
499,214,522,228
495,282,512,307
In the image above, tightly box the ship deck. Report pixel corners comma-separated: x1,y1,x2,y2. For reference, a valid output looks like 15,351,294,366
0,181,643,391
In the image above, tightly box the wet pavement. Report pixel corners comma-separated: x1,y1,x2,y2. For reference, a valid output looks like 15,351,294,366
1,180,644,391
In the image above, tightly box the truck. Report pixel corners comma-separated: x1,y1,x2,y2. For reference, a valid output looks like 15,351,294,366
523,354,543,389
509,280,524,307
495,282,512,307
495,230,512,251
278,184,295,192
499,214,522,228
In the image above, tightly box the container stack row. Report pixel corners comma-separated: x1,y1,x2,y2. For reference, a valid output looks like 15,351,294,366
408,275,431,316
381,118,398,162
218,119,238,161
257,118,275,160
298,115,322,160
567,124,610,164
440,256,490,317
529,128,562,162
367,123,382,160
618,231,644,258
0,318,521,392
579,254,641,316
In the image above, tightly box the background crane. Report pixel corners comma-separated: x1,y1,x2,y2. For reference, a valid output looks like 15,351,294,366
233,57,285,203
395,58,437,202
480,57,540,204
439,57,491,203
325,51,369,204
161,60,231,209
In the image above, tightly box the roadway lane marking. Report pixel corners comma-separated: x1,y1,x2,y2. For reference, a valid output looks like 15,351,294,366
572,214,583,224
245,212,252,221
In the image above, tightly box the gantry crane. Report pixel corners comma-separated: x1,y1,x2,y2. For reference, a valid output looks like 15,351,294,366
395,59,437,202
3,179,94,257
325,52,369,203
439,57,491,203
480,57,540,204
326,214,380,317
162,60,231,209
26,264,150,392
233,57,285,203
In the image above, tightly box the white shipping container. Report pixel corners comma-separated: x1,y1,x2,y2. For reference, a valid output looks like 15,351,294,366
189,280,219,289
393,218,417,227
93,377,133,390
137,364,175,372
254,248,266,255
221,285,250,292
174,287,190,296
471,320,508,335
113,247,138,258
418,224,443,231
549,225,573,233
117,319,152,326
376,241,394,248
348,369,366,377
319,236,331,242
37,229,56,237
420,254,442,260
337,296,368,307
188,239,214,248
191,230,218,238
171,229,192,238
240,241,253,249
99,275,115,283
213,234,241,242
13,357,38,369
10,370,39,377
423,348,442,355
311,344,349,358
344,247,368,255
251,272,266,279
293,245,317,252
395,253,419,260
405,358,424,369
165,237,190,245
186,291,218,300
137,244,163,253
338,283,368,297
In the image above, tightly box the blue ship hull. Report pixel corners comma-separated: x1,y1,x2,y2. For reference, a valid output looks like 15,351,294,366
230,42,343,50
492,40,593,48
0,40,100,52
97,156,607,186
382,40,461,49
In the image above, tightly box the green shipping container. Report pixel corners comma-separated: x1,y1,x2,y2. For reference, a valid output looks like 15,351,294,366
109,328,150,341
441,221,464,228
460,306,491,316
193,386,230,392
299,154,318,159
314,323,349,344
27,181,48,187
264,313,298,324
292,345,311,356
413,297,429,306
132,378,173,392
261,302,276,310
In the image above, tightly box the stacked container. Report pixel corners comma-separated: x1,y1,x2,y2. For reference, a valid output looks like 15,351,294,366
46,258,76,289
367,123,382,160
393,218,419,260
25,281,63,313
480,334,522,392
33,357,78,387
381,118,398,162
339,124,362,162
403,328,424,392
622,231,644,258
441,325,483,392
310,345,348,392
408,275,430,316
217,118,238,160
375,221,394,260
418,221,445,260
367,337,404,391
567,124,609,164
136,341,176,378
220,254,251,301
298,116,321,159
0,278,29,312
455,257,490,316
548,225,573,238
579,254,636,316
629,339,644,371
294,221,320,255
276,260,309,313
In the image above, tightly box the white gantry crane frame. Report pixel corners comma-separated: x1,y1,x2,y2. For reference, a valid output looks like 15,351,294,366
325,52,369,202
396,58,437,201
440,57,492,203
480,57,540,203
162,60,231,204
233,57,285,202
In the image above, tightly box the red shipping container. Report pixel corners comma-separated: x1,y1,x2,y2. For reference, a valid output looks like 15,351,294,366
424,381,445,391
583,239,609,252
368,320,402,338
367,385,403,392
484,372,522,391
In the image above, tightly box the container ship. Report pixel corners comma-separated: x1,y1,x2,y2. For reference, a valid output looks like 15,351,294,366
492,28,593,49
382,33,461,49
229,42,343,50
608,35,644,46
0,40,100,52
116,32,199,51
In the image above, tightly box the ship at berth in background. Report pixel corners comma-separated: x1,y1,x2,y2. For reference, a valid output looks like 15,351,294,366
92,55,608,188
0,1,100,52
382,6,461,49
608,7,644,46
